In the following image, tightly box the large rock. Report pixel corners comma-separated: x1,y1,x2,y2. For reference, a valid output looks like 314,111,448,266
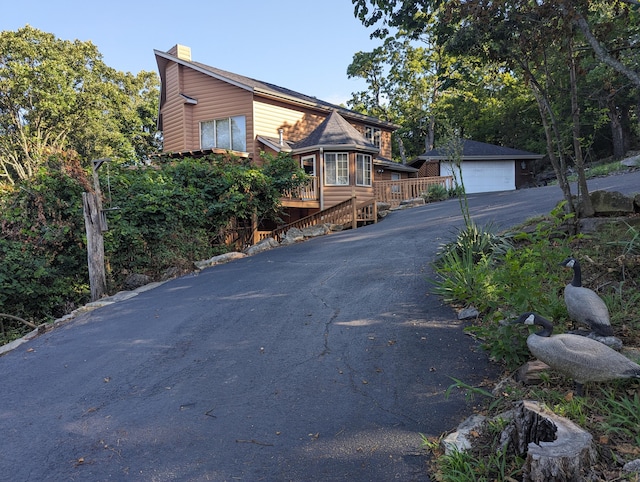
124,273,151,290
590,190,635,216
442,414,487,455
194,251,247,269
621,154,640,168
281,227,305,246
244,237,279,256
301,224,331,238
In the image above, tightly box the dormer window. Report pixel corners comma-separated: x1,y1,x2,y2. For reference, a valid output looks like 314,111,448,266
365,126,381,147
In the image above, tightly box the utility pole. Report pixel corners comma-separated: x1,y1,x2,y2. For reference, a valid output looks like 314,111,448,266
83,159,109,301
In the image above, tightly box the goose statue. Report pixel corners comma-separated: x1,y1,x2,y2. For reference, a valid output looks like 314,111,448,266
560,256,613,337
514,312,640,396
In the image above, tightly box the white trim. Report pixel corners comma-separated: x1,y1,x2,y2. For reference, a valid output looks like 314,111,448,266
324,152,349,186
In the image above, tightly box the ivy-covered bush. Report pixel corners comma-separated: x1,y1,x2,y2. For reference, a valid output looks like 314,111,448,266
0,153,91,326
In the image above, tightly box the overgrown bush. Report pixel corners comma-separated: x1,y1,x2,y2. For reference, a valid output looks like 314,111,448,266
0,153,91,327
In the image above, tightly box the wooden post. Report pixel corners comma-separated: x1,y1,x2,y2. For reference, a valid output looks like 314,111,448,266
351,195,357,230
83,159,110,301
83,192,107,301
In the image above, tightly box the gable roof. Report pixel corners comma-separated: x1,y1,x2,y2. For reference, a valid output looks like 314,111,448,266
154,48,399,131
291,110,378,154
418,139,543,161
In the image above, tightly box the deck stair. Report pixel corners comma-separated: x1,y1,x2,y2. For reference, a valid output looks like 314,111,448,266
256,197,376,243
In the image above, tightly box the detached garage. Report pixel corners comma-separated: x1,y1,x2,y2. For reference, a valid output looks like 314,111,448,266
411,139,544,194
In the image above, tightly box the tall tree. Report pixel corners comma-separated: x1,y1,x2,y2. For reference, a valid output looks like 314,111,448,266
0,26,160,185
352,0,639,216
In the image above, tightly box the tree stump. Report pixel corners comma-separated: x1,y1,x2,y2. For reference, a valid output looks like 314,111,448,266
500,400,595,481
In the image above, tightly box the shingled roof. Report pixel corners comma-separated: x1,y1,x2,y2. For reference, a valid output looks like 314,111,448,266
418,139,543,160
154,48,399,130
291,110,379,153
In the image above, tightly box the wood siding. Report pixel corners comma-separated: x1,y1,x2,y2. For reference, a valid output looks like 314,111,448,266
162,64,254,154
161,63,185,152
254,98,325,143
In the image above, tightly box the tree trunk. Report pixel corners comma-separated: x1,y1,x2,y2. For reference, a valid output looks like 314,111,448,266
569,40,594,217
500,400,596,482
608,100,626,159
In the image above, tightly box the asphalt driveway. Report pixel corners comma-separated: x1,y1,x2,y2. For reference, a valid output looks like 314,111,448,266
1,172,639,481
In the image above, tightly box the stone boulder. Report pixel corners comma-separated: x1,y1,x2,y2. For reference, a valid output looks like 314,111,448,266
280,227,304,246
589,190,635,216
301,224,331,238
398,197,425,208
124,273,151,290
194,251,247,270
243,237,279,256
621,154,640,168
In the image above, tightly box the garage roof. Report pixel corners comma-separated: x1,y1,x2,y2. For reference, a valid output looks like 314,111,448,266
417,139,543,161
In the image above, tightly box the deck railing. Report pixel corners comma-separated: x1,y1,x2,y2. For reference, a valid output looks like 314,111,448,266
374,176,453,207
256,197,377,243
281,176,319,201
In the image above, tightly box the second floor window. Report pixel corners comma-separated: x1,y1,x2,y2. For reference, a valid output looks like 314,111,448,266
325,152,349,185
356,154,372,186
201,115,246,152
365,126,381,147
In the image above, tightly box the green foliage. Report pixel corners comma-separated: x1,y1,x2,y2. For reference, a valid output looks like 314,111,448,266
432,440,523,482
595,388,640,446
104,153,303,287
436,222,513,266
0,153,91,330
430,204,578,369
421,183,448,202
0,26,160,185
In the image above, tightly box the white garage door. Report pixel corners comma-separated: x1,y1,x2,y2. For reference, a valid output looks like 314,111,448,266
442,161,515,194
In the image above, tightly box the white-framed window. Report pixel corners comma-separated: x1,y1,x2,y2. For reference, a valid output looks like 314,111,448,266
356,153,372,186
324,152,349,185
365,126,381,147
301,155,316,176
200,115,246,152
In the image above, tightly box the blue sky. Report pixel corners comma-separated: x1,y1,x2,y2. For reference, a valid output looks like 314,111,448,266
3,0,383,105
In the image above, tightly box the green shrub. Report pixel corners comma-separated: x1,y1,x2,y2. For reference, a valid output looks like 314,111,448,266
0,154,90,331
422,183,449,202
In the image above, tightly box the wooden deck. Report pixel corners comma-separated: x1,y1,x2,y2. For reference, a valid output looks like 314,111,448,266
254,176,454,245
374,176,453,207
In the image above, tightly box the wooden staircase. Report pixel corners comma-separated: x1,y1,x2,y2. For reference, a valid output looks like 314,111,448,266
256,197,377,243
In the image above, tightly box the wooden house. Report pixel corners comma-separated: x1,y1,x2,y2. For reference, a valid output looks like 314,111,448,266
154,44,417,227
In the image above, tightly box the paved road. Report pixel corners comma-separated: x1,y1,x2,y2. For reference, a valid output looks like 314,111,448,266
1,172,639,481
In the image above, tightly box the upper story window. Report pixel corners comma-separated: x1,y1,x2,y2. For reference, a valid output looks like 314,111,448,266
356,154,372,186
200,115,246,152
365,126,381,148
324,152,349,186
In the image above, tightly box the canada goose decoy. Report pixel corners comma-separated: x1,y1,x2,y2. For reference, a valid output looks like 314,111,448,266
514,312,640,396
560,256,613,337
